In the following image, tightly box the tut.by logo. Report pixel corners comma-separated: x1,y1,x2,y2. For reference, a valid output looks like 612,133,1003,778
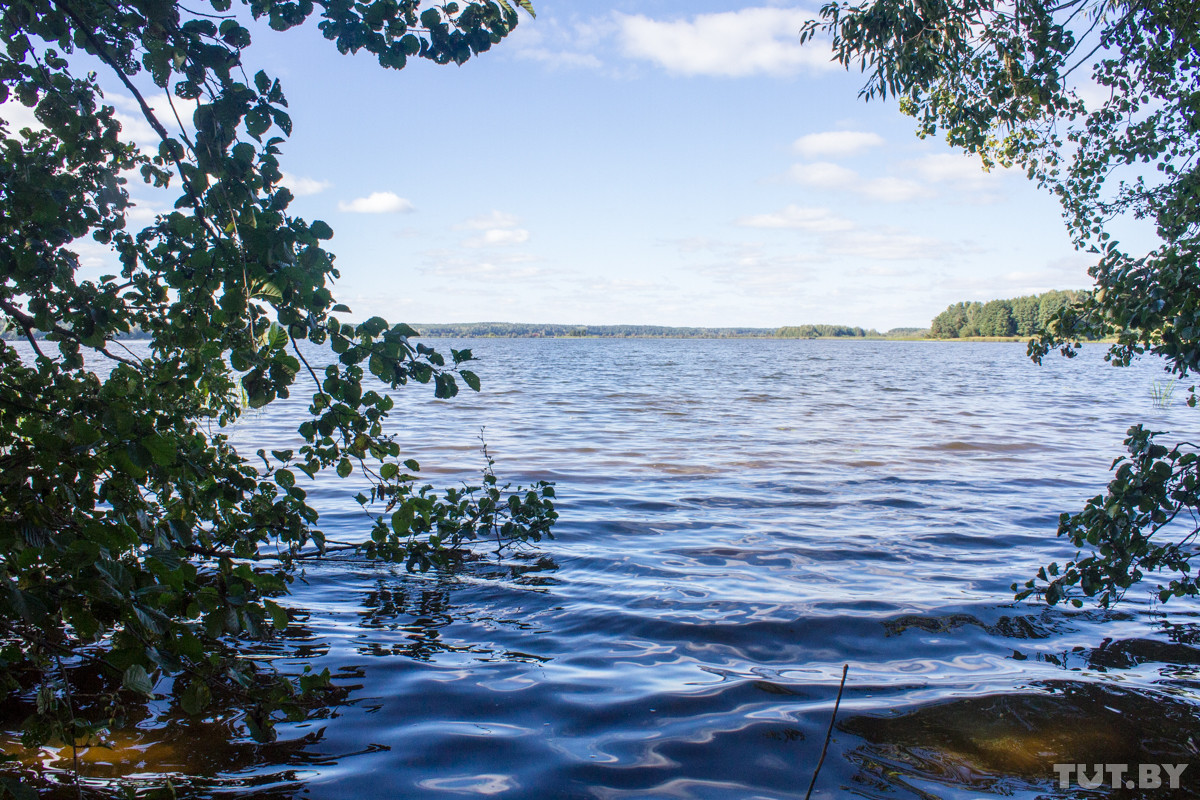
1053,763,1189,790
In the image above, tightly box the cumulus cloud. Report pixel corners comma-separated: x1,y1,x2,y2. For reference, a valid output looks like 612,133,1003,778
695,251,819,288
617,8,832,77
793,131,885,158
857,176,929,203
470,228,531,247
0,100,43,133
517,48,605,69
459,210,530,247
4,93,198,151
787,161,858,188
126,202,169,224
894,153,1014,203
281,172,332,196
460,210,522,230
508,16,615,71
421,250,543,281
338,192,414,214
904,153,1004,185
107,92,199,149
736,205,854,232
789,162,937,202
827,230,952,261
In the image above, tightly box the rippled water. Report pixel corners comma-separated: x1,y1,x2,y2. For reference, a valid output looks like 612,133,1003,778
15,339,1200,798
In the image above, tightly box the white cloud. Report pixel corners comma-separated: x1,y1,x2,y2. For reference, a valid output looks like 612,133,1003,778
0,100,43,133
126,203,168,224
3,92,198,151
827,230,952,261
71,238,117,270
787,161,858,188
421,250,544,282
460,210,522,230
793,131,884,158
509,16,615,71
338,192,414,214
617,8,832,77
466,228,531,247
736,205,854,232
855,264,923,278
107,93,199,150
519,49,605,69
696,251,819,288
858,176,929,203
1070,76,1115,114
787,162,929,203
904,153,1004,186
893,153,1014,203
458,210,530,247
281,172,332,196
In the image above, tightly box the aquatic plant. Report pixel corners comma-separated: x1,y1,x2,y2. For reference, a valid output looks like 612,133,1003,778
1151,379,1177,408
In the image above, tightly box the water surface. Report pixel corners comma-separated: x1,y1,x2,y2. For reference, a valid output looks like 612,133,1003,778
14,339,1200,798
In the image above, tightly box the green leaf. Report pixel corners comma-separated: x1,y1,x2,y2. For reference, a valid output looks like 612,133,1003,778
142,434,176,466
392,322,419,337
252,280,284,300
361,316,388,337
264,599,289,630
123,664,154,696
336,458,352,478
391,503,415,534
180,680,211,716
460,370,481,392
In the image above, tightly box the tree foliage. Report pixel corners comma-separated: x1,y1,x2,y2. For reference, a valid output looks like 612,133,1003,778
803,0,1200,606
0,0,555,751
928,290,1083,338
775,323,879,338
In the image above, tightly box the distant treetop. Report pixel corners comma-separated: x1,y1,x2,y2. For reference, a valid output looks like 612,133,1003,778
928,290,1085,339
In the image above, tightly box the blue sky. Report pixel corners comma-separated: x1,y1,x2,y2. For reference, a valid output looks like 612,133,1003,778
9,1,1151,330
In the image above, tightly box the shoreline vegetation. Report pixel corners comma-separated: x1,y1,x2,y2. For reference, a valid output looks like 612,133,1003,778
0,326,1061,342
0,289,1090,343
410,324,1036,342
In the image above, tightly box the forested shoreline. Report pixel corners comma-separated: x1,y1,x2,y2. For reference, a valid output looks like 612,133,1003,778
411,322,899,338
926,290,1084,339
2,300,1090,342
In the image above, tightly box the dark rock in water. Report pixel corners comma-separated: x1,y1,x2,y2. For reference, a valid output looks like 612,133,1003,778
843,681,1200,791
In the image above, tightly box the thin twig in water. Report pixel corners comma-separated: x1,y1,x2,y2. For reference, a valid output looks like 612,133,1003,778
55,656,83,800
804,663,849,800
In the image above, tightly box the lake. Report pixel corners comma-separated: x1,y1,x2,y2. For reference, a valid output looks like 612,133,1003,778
15,339,1200,798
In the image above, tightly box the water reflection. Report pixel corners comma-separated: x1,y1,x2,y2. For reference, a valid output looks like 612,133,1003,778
0,551,557,798
354,553,558,662
5,339,1200,798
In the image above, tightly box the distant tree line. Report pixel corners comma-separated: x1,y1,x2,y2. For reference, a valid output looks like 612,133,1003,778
0,320,152,340
928,290,1084,338
413,322,918,339
885,327,928,338
775,324,881,338
419,322,776,338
